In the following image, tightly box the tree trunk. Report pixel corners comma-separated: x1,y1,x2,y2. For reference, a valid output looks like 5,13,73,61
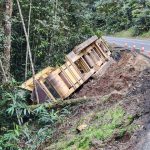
2,0,13,82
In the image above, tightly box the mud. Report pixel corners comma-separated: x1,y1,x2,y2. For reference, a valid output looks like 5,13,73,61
100,67,150,150
73,52,150,99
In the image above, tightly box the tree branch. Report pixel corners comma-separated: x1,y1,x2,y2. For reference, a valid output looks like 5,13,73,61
25,0,32,80
16,0,39,103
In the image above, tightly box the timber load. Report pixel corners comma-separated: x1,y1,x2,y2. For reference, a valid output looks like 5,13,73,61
21,36,111,103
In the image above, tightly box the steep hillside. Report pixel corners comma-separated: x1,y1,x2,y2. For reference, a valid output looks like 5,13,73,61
37,51,150,150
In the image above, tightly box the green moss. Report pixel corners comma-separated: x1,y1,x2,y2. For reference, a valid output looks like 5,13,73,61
49,106,140,150
127,115,134,123
117,128,127,138
127,124,139,133
56,106,126,150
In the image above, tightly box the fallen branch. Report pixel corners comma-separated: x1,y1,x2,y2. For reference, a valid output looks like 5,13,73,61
30,95,104,110
29,91,123,110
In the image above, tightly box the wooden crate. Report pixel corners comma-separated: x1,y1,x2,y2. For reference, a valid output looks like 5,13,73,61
21,36,111,103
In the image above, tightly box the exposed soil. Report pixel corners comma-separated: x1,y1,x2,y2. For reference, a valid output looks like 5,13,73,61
99,67,150,150
39,51,150,150
73,51,150,99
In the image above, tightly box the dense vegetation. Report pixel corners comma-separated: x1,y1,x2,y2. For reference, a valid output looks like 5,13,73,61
0,0,150,149
11,0,150,80
1,0,150,81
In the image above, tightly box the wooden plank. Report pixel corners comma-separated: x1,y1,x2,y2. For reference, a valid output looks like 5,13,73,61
95,41,108,60
66,62,81,84
64,67,77,89
80,57,91,72
21,66,55,91
66,57,84,81
70,65,81,81
60,66,74,88
73,36,98,54
66,51,83,62
39,80,56,102
95,38,111,57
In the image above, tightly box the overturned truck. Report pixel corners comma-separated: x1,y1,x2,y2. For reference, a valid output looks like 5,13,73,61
21,36,111,103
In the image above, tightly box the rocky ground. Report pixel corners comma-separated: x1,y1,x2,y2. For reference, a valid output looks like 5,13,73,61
39,50,150,150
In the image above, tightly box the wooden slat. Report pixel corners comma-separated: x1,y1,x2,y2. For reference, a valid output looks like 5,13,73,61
39,81,56,102
60,66,75,89
73,36,98,54
80,57,90,72
21,67,55,91
66,57,84,81
95,41,108,60
66,62,80,84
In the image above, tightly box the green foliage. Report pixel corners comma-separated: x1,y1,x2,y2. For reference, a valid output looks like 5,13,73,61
36,108,60,125
0,124,52,150
132,8,150,35
113,28,135,37
11,0,97,80
0,81,71,150
0,80,23,130
0,80,30,128
54,106,126,150
0,125,21,150
2,0,148,81
141,30,150,38
93,0,150,35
